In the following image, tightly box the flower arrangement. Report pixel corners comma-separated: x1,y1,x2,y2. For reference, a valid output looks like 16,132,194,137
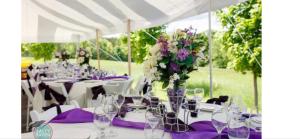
77,48,91,66
55,49,69,61
144,27,206,90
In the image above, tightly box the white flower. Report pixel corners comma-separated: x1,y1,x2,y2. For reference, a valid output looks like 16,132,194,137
173,73,180,80
85,54,89,57
150,44,160,55
159,63,166,69
150,67,157,74
79,51,85,56
77,57,84,64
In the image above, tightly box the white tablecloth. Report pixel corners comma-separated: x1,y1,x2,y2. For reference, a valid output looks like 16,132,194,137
22,103,220,139
22,78,131,109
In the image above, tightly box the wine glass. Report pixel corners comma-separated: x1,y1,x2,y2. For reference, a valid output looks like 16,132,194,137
193,88,204,103
145,108,164,139
228,113,250,139
211,107,228,139
232,96,247,113
114,94,125,109
94,106,110,139
131,91,143,113
114,94,125,118
104,96,119,137
247,110,261,132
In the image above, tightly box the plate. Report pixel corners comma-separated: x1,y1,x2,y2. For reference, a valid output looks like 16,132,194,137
199,106,215,112
127,103,147,109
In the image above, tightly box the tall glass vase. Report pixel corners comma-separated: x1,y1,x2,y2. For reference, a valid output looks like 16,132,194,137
166,84,188,132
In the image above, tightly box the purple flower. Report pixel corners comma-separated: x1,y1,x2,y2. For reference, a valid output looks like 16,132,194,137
170,62,179,72
177,48,189,61
187,32,193,36
160,45,169,56
157,36,169,56
184,40,191,46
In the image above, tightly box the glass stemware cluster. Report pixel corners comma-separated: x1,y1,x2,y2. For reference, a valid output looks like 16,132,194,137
93,93,126,138
211,96,261,139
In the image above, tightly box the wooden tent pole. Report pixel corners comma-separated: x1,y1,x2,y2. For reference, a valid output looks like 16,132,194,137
127,19,132,75
96,29,101,70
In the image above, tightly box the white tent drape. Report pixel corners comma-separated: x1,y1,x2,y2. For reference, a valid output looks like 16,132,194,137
22,0,244,42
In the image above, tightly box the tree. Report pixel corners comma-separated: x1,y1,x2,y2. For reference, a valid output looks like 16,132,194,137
212,31,230,68
27,43,56,62
120,25,166,63
216,0,262,111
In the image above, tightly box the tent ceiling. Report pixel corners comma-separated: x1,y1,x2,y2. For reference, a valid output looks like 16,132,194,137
22,0,244,42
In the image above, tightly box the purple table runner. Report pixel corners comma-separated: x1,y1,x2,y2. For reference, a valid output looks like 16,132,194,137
49,109,261,139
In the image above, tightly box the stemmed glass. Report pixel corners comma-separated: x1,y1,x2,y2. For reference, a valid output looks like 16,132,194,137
114,94,125,118
193,88,204,103
131,91,143,113
211,107,228,139
228,113,250,139
103,95,119,137
145,108,164,139
93,106,110,139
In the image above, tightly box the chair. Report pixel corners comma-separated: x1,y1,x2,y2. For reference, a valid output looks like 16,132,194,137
131,75,146,95
123,78,134,95
30,100,80,123
46,82,70,104
21,80,34,132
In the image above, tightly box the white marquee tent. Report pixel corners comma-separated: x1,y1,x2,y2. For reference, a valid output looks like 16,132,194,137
22,0,244,42
22,0,253,107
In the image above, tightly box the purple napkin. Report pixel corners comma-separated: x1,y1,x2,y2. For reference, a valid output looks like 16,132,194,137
49,108,146,130
112,118,145,130
171,121,261,139
49,108,93,123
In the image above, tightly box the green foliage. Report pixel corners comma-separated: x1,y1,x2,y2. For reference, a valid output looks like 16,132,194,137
216,0,262,76
120,25,166,63
21,43,32,57
194,32,209,66
212,31,230,68
26,43,56,62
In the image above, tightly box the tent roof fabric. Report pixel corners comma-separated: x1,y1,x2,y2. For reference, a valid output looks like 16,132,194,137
22,0,244,42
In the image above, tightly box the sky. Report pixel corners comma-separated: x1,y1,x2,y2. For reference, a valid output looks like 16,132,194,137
103,12,223,38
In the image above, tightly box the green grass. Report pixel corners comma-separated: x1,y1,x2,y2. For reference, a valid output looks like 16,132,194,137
22,57,261,111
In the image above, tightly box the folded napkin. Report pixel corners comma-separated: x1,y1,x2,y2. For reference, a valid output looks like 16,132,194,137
49,108,144,129
206,96,229,105
49,108,93,123
171,121,261,139
112,118,145,130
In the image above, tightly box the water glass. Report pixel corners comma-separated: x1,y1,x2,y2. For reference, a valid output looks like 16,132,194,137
144,109,164,139
228,114,250,139
104,96,119,137
193,88,204,103
211,107,228,138
94,106,110,139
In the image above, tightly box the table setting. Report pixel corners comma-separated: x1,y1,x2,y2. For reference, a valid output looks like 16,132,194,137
22,89,261,139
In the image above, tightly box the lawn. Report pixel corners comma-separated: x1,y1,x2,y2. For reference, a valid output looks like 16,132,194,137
22,57,262,111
